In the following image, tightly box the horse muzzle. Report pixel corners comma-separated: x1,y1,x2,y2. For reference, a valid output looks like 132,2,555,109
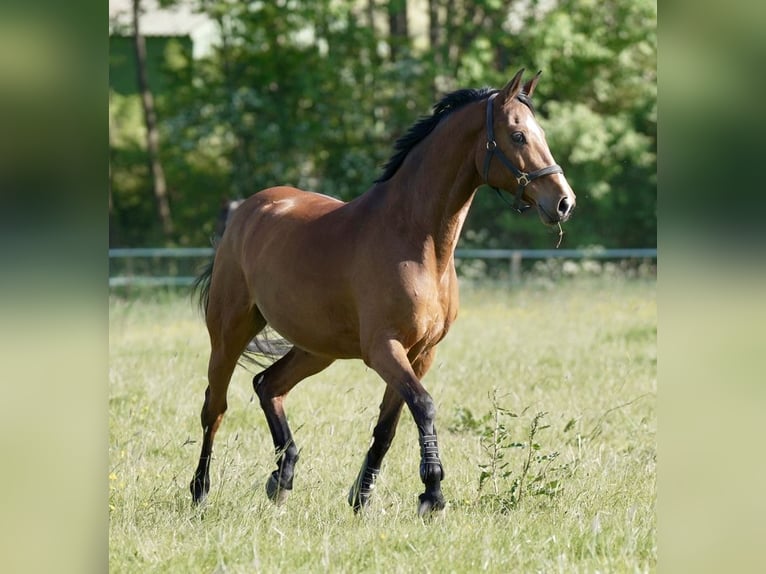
536,190,575,225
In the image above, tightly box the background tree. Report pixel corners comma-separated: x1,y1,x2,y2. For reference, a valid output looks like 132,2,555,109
131,0,174,239
109,0,656,250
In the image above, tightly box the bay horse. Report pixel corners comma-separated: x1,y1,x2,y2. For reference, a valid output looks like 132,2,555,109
190,69,576,516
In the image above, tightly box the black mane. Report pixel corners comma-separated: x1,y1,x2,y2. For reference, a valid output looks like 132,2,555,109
375,87,536,183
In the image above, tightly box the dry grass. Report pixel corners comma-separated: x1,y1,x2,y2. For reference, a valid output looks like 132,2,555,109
109,277,656,572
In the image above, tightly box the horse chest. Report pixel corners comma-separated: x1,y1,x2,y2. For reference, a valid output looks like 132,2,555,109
398,275,456,349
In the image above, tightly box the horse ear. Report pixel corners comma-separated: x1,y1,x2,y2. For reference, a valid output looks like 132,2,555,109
522,70,543,98
501,68,526,103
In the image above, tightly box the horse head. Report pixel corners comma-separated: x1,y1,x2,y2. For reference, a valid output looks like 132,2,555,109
480,68,576,225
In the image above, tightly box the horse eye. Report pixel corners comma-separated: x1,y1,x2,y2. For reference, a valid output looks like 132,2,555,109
511,131,526,145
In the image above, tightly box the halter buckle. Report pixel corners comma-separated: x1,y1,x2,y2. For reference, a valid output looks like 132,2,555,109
517,173,530,186
486,140,497,151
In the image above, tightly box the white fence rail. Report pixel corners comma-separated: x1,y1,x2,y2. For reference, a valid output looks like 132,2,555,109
109,247,657,288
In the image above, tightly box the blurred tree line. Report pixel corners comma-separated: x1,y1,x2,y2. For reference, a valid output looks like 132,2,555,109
109,0,656,249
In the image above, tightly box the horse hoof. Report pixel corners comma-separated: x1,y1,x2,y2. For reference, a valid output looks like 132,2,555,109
348,485,370,513
266,473,291,505
190,478,209,505
417,493,446,518
191,492,207,506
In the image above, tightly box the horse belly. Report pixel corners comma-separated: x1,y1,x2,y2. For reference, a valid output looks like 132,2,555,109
256,287,362,359
248,241,362,359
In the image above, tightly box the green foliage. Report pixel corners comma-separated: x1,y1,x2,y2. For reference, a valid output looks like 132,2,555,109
516,0,657,247
109,278,656,571
110,0,656,248
450,391,574,512
109,35,194,96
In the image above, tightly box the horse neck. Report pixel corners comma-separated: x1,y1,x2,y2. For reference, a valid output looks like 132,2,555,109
384,109,484,267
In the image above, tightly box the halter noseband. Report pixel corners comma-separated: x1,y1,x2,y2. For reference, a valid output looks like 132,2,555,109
482,92,564,213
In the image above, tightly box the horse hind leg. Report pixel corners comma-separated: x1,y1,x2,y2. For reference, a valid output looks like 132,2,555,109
253,347,334,504
190,291,266,504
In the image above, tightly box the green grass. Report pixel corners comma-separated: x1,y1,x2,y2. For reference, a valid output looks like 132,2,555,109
109,277,656,572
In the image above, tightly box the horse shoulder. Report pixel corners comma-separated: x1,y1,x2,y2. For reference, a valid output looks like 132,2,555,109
367,260,455,350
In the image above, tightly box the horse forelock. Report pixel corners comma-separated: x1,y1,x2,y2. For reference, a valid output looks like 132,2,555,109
516,91,536,115
375,87,535,183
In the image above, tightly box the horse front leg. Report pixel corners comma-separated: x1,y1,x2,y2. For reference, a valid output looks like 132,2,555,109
348,384,404,511
365,341,445,516
411,347,445,516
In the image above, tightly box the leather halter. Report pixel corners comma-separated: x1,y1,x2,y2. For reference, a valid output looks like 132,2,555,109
482,92,564,213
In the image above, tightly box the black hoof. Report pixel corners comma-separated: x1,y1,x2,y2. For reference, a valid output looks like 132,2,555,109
417,492,446,517
348,462,380,513
190,477,209,505
348,483,373,513
265,472,291,505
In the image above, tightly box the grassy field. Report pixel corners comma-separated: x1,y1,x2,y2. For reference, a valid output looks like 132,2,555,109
109,276,656,573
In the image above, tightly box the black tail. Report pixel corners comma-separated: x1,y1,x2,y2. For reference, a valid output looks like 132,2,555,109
244,327,292,368
193,258,215,318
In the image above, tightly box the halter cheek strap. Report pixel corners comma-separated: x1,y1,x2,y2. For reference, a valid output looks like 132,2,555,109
482,92,564,213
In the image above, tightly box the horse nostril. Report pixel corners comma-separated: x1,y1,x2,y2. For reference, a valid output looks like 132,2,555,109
558,197,572,216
